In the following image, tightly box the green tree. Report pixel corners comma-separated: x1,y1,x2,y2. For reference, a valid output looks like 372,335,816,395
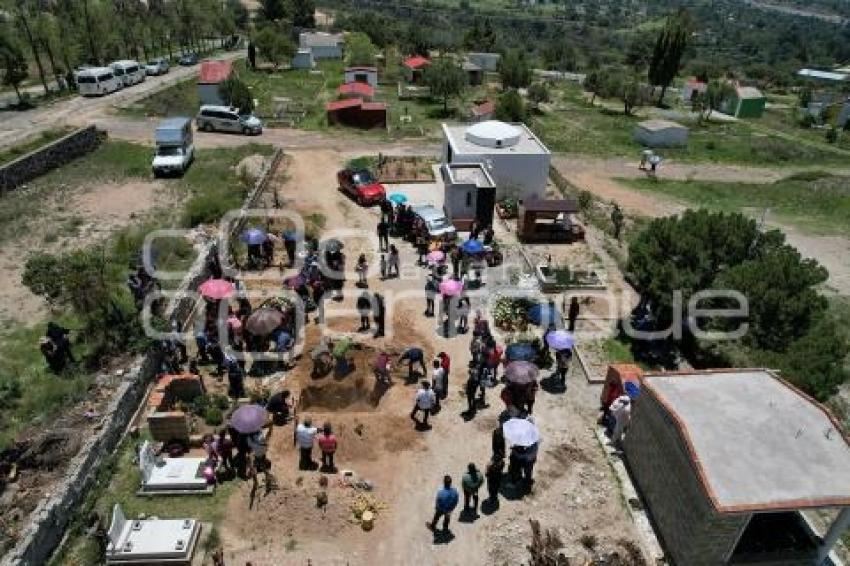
260,0,289,22
604,69,645,116
345,32,377,67
499,49,532,90
292,0,316,28
798,86,812,108
494,89,526,122
584,70,603,105
648,9,692,107
692,80,735,124
0,38,29,104
218,75,254,113
463,18,498,52
423,57,467,114
527,82,549,111
713,245,828,351
543,38,577,72
13,0,50,95
253,26,295,69
625,34,653,71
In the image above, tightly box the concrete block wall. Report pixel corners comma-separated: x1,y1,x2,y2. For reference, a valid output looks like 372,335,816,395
0,353,162,566
623,391,749,565
147,412,191,442
0,126,103,192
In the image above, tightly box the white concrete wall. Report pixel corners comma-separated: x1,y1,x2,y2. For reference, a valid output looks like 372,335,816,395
344,69,377,87
448,152,548,201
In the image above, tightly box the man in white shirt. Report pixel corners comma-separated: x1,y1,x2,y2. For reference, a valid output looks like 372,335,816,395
609,395,632,446
431,359,447,410
296,417,318,470
410,381,437,427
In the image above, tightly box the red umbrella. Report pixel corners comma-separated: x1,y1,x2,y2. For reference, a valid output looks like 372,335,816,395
199,278,235,300
439,279,463,297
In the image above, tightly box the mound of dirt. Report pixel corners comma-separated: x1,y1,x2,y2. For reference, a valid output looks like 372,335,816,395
300,377,387,412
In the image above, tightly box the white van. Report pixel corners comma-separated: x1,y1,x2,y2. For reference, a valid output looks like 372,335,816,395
76,67,122,96
110,60,146,87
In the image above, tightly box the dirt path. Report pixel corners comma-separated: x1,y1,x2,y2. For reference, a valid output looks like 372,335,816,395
217,149,643,565
552,156,850,296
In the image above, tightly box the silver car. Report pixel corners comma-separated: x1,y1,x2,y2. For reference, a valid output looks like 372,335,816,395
145,57,170,76
411,205,457,240
196,105,263,135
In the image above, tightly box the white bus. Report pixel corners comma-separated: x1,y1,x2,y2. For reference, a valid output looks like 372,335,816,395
110,60,146,87
76,67,121,96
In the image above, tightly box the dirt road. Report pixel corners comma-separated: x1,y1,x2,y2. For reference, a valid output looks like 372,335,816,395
217,149,643,565
552,156,850,296
0,52,244,150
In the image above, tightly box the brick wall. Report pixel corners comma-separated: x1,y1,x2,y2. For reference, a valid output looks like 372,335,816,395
623,391,749,565
0,126,103,193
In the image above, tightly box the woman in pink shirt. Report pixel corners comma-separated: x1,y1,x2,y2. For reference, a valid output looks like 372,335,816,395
317,422,338,472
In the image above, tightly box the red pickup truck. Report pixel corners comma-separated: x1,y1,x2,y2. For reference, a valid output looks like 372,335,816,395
337,168,386,206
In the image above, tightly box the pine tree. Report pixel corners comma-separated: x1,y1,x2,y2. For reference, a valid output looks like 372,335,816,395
648,9,692,107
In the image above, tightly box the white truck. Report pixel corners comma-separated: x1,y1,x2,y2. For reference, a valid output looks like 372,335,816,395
152,117,194,177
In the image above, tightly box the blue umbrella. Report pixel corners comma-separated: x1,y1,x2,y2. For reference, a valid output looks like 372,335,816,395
388,193,408,205
546,330,575,351
243,228,267,245
461,239,484,254
528,303,562,327
282,229,298,241
506,343,536,362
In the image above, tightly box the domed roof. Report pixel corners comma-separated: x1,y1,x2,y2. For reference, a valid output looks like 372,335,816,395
464,120,522,149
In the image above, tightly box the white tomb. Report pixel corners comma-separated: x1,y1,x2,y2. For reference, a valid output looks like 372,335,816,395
106,504,201,565
138,441,213,495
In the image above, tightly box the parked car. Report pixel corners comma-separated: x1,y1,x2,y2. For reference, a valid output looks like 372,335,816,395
152,117,194,177
411,205,457,241
75,67,121,96
337,168,386,205
178,52,199,66
196,105,263,135
110,60,145,87
145,57,170,76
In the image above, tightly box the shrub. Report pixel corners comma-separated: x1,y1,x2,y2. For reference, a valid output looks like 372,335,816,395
204,406,224,426
578,190,593,213
825,126,838,144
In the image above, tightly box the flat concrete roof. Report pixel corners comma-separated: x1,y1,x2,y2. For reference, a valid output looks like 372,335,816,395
445,163,494,188
643,369,850,513
442,122,550,156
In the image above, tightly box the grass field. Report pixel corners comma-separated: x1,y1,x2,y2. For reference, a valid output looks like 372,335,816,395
621,171,850,237
533,83,850,166
124,60,497,139
0,141,275,450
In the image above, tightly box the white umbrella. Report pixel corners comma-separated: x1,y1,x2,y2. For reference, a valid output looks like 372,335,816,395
502,417,541,448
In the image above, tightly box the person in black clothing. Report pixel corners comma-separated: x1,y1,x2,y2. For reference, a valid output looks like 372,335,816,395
247,42,256,70
465,365,479,415
485,457,504,502
284,237,296,267
482,226,495,245
377,219,390,252
567,297,580,332
373,292,386,337
46,322,75,364
357,291,372,331
207,244,223,279
491,426,506,461
469,220,481,240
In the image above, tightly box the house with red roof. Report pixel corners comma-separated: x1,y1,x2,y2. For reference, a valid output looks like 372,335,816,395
402,55,431,84
326,98,387,129
197,60,235,106
681,77,707,103
337,81,375,100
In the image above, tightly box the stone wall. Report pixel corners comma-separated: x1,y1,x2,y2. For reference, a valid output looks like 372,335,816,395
623,391,749,565
0,126,103,193
1,148,285,566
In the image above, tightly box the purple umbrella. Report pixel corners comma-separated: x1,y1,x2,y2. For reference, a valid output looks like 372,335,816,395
504,361,539,385
546,330,575,351
426,250,445,265
439,279,463,297
243,228,267,245
229,404,268,434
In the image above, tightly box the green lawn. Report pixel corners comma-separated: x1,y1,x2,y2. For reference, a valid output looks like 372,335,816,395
621,171,850,237
0,127,75,166
533,83,850,167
